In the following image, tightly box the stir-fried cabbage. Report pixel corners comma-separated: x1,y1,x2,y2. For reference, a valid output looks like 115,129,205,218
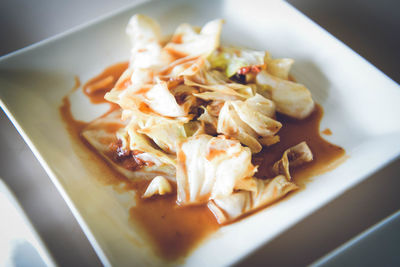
186,69,255,101
209,46,265,77
272,141,313,180
217,94,282,153
264,52,294,80
176,135,257,205
126,14,173,70
96,14,318,224
143,176,173,198
256,70,315,119
207,142,312,223
164,19,224,58
208,175,298,224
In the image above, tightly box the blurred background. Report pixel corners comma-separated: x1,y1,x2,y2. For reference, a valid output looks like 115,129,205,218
1,0,399,84
1,0,399,266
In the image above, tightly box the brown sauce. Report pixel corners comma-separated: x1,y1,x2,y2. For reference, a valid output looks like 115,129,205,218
83,62,129,104
322,128,333,136
60,62,346,263
253,108,345,186
130,184,220,261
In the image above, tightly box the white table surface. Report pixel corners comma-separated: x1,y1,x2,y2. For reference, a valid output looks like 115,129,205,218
1,0,399,266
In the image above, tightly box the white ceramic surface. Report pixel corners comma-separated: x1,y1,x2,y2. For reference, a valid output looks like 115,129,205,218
0,179,55,267
1,0,400,266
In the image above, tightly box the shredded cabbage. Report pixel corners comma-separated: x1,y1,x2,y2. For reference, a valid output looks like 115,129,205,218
208,46,265,77
99,14,316,224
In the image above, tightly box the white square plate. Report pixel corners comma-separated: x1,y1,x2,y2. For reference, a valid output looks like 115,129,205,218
1,0,400,266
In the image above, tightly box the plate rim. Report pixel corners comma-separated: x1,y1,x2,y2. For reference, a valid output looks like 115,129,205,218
1,0,400,266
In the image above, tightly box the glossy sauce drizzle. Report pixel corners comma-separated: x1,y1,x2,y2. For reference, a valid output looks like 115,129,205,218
60,62,345,262
253,107,345,186
83,62,129,104
128,182,220,261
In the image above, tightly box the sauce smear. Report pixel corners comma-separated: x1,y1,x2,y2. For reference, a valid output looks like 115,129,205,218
253,108,345,185
130,183,219,261
60,62,345,262
83,62,128,103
